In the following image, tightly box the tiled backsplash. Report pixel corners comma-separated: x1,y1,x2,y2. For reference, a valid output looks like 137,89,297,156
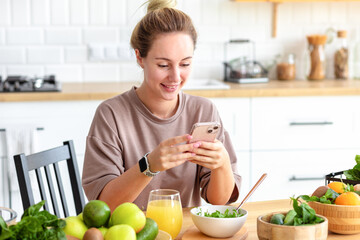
0,0,359,82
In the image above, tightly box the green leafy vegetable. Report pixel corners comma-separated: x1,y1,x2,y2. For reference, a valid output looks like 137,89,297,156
197,208,244,218
300,188,339,204
290,197,324,226
344,155,360,180
0,200,66,240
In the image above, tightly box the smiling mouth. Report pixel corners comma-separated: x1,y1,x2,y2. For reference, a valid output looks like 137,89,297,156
161,83,180,90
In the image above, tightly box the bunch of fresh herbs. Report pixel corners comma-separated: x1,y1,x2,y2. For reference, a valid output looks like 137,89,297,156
0,200,66,240
197,208,244,218
290,197,324,226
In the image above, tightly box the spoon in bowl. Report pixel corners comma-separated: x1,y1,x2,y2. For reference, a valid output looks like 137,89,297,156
236,173,267,211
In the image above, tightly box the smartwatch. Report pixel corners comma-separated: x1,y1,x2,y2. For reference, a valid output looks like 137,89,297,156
139,152,160,177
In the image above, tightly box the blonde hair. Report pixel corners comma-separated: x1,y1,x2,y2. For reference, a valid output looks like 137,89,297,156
131,0,197,57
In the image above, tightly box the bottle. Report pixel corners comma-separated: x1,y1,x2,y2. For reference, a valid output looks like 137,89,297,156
306,35,327,81
334,30,349,79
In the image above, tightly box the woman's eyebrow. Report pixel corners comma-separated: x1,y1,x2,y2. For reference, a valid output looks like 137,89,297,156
154,56,193,61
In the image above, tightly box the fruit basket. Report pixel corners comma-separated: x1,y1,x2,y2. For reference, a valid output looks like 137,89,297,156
325,171,360,185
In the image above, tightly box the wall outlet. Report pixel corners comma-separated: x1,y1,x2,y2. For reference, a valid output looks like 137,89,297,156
88,43,134,61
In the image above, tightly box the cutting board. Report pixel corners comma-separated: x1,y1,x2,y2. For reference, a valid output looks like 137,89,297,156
181,226,248,240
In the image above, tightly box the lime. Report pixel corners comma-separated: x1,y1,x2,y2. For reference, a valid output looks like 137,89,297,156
83,200,111,228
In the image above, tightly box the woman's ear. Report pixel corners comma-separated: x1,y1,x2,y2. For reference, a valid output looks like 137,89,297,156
135,49,144,68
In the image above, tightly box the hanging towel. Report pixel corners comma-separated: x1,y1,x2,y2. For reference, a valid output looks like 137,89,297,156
3,125,38,207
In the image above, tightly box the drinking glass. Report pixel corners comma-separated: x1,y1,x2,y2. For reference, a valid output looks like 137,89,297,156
146,189,183,239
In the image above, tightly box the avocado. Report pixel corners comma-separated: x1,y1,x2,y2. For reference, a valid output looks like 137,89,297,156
270,213,285,225
136,218,159,240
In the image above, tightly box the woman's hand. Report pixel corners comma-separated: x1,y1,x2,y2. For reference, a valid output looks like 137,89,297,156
189,139,231,170
146,134,200,172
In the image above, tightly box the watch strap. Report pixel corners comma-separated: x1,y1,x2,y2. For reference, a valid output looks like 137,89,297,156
139,152,159,177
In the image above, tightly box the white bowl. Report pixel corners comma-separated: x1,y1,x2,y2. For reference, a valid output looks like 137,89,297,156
190,205,248,238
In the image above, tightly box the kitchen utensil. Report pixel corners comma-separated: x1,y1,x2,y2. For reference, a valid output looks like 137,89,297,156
257,211,328,240
309,201,360,234
224,39,269,83
190,205,248,238
236,173,267,211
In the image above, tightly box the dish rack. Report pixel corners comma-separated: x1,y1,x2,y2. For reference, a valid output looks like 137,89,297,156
325,171,360,185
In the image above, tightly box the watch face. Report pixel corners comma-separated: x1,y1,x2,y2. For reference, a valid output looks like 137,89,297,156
139,157,147,172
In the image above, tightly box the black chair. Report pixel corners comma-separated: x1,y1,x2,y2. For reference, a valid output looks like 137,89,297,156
13,140,85,218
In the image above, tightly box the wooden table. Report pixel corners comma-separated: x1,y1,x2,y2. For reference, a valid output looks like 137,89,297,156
177,199,360,240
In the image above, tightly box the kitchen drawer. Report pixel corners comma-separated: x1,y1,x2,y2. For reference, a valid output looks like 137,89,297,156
211,98,250,151
250,150,358,202
251,96,360,150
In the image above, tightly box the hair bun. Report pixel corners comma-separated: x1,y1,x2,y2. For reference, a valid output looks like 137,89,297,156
147,0,177,13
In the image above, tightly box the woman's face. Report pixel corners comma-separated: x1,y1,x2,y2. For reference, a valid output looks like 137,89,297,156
136,32,194,101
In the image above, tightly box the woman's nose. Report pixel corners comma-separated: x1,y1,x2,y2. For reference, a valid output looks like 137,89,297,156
169,66,181,82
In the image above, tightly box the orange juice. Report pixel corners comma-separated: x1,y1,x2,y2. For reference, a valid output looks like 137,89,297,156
146,199,183,238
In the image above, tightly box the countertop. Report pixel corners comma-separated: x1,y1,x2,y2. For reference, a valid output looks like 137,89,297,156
2,79,360,102
178,199,360,240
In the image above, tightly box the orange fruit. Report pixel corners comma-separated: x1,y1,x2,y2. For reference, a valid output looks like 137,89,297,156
335,192,360,205
327,181,346,194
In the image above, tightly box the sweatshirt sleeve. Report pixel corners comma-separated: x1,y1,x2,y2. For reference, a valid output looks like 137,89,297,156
82,102,124,201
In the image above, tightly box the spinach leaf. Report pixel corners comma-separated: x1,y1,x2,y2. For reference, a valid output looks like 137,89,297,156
0,201,66,240
290,197,324,226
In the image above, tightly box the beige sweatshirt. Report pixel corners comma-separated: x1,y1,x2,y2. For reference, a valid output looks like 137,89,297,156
82,87,241,210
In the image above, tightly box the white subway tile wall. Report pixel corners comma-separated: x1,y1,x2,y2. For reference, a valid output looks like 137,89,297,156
0,0,359,82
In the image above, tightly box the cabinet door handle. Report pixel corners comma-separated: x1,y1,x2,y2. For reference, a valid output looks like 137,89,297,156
289,176,324,181
289,121,333,126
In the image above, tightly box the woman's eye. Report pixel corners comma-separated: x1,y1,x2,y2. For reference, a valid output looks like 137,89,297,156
158,64,168,68
181,63,191,67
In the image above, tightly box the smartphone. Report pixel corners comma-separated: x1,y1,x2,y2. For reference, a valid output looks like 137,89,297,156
188,122,221,143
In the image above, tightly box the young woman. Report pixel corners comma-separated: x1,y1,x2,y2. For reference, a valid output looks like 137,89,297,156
82,0,241,211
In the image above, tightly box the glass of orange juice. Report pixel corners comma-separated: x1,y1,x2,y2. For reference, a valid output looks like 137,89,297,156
146,189,183,239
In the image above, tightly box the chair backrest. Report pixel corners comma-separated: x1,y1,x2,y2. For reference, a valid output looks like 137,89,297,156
13,140,85,218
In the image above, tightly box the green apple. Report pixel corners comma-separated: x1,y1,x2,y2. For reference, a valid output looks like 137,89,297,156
104,225,136,240
63,216,88,239
111,202,146,233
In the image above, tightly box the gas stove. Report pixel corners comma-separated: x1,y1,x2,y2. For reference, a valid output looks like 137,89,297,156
0,75,61,92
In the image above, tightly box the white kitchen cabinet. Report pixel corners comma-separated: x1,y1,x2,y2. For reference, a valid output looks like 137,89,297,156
250,95,360,201
250,150,359,201
251,96,360,150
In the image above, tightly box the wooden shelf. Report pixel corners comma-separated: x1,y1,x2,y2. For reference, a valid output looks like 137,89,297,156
232,0,360,37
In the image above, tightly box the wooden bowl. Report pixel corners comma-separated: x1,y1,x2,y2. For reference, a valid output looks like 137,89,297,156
257,211,328,240
309,201,360,234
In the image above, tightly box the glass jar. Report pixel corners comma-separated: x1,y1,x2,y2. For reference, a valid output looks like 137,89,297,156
334,30,348,79
276,53,296,80
307,43,326,80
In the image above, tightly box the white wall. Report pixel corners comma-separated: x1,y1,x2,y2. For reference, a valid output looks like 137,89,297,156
0,0,360,82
